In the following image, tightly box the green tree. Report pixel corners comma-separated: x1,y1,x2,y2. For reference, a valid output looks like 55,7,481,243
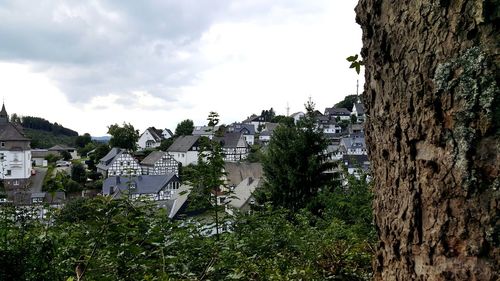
74,133,92,148
71,163,87,184
175,119,194,136
159,138,175,151
107,123,139,151
334,94,359,111
60,150,72,161
257,100,335,212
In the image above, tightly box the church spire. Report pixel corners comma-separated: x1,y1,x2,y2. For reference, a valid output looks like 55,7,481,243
0,102,9,123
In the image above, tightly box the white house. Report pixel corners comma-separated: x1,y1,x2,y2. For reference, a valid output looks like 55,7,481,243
290,112,305,124
351,103,366,123
162,129,174,139
141,151,179,176
96,148,141,178
0,104,32,189
137,127,164,150
339,135,367,155
167,135,200,166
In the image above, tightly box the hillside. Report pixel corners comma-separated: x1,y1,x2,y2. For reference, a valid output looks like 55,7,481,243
23,128,77,149
12,115,79,149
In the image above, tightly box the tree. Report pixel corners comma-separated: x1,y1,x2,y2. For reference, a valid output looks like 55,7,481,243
60,150,71,161
257,100,336,212
159,138,175,151
334,94,358,110
75,133,92,148
107,123,139,151
71,163,87,184
356,1,499,279
175,119,194,136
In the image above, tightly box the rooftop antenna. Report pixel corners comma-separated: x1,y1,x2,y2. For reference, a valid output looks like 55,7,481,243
356,79,361,103
286,102,290,116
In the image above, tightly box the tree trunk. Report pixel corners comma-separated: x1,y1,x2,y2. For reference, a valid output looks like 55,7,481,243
355,1,499,280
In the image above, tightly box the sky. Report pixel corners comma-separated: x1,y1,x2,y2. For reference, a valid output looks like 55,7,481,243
0,0,363,136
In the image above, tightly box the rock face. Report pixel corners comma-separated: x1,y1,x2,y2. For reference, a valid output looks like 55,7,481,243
355,1,499,280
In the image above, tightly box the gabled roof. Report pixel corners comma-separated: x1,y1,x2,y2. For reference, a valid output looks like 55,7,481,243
214,132,247,148
163,129,174,137
102,174,178,196
0,122,30,141
243,114,264,123
141,151,173,166
230,123,255,135
228,177,260,209
144,127,164,142
342,154,370,169
167,135,200,152
340,136,366,150
325,107,351,116
49,144,76,151
353,103,365,115
192,126,218,135
99,147,123,164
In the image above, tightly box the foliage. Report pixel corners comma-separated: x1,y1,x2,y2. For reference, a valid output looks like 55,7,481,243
159,138,175,151
107,123,139,151
89,143,111,164
71,163,87,184
77,142,96,157
0,193,374,281
246,143,264,163
260,108,276,122
257,100,336,212
60,150,72,161
75,133,92,148
351,114,358,124
23,128,77,149
334,94,359,112
346,54,364,74
271,115,294,125
44,153,61,164
20,116,78,136
175,119,194,136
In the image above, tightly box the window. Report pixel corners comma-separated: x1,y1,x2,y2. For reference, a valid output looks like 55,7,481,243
0,142,4,147
120,161,124,166
13,180,19,186
127,161,130,166
5,170,11,176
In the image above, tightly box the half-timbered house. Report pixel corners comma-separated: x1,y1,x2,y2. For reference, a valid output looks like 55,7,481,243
96,148,141,178
102,174,180,201
141,151,179,176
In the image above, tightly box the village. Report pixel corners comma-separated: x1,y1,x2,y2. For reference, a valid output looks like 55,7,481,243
0,97,368,219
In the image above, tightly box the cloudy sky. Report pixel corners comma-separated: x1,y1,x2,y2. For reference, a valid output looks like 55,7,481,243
0,1,363,136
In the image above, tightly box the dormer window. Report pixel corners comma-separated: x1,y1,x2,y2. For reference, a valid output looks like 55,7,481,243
0,142,4,147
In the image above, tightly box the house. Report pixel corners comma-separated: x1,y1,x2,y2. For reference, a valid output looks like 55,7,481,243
242,114,266,132
290,112,305,124
192,126,218,138
141,151,179,176
96,148,141,177
31,149,59,167
0,103,32,189
103,174,180,201
167,135,201,166
31,191,66,205
227,123,255,145
316,116,342,134
348,123,364,134
137,127,164,150
214,132,249,162
324,107,351,121
258,123,279,144
162,128,174,139
226,177,260,216
48,144,78,159
339,135,367,156
341,154,370,180
351,103,366,122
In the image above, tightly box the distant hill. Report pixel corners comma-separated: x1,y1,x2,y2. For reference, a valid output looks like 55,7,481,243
91,136,111,143
11,115,79,149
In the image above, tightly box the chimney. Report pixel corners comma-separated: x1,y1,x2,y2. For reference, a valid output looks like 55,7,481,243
116,177,121,184
248,177,254,185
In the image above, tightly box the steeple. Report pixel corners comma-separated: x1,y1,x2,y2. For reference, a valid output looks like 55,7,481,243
0,103,8,123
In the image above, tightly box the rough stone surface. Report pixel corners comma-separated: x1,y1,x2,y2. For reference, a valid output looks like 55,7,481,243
355,1,499,280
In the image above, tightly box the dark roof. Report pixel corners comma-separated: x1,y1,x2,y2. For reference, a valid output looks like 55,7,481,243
0,122,30,142
102,174,178,196
99,147,123,164
163,129,174,137
214,132,246,148
342,155,370,170
146,127,164,142
32,149,60,158
141,151,167,166
325,107,351,116
230,123,255,135
353,103,365,115
167,135,199,152
243,114,264,123
49,144,76,151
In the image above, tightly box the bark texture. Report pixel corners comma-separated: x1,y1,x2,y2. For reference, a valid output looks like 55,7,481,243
355,1,499,280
